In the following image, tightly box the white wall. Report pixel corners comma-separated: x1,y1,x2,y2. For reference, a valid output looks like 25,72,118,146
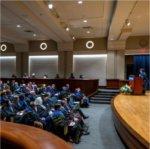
0,56,16,77
73,54,107,86
29,55,58,78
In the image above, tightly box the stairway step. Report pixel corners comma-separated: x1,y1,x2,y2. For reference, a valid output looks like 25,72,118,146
98,89,119,93
90,97,112,101
94,94,114,98
97,92,117,95
90,100,110,104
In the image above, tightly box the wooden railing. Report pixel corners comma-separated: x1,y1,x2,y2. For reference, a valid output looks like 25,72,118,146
111,94,149,149
0,121,72,149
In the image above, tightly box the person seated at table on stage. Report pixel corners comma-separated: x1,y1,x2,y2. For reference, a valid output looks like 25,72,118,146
43,74,48,79
31,73,36,78
23,73,29,78
55,74,60,79
11,74,17,78
79,75,84,79
139,68,148,90
74,88,89,108
69,73,75,79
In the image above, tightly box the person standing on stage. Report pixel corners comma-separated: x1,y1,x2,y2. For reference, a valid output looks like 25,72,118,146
139,68,148,91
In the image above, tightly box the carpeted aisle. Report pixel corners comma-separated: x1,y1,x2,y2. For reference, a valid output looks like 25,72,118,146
73,104,126,149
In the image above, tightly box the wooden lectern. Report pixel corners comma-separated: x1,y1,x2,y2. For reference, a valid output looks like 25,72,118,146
129,77,144,95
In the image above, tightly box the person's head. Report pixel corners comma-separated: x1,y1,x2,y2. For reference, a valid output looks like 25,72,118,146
43,74,48,79
54,104,61,110
34,97,43,106
1,100,10,108
42,93,50,101
30,101,35,108
140,68,144,73
56,74,59,78
13,95,19,104
66,84,69,88
51,84,55,89
61,100,67,107
79,75,83,78
30,91,36,96
5,89,12,95
70,73,74,77
19,94,25,100
0,80,3,84
76,88,81,92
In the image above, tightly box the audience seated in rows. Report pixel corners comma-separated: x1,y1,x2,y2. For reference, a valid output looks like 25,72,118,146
0,80,90,143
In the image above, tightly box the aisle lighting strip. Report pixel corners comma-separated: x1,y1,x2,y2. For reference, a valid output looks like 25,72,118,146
73,54,107,58
0,56,16,59
29,55,58,59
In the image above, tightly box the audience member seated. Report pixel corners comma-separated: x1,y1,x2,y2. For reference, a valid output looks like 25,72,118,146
0,80,90,144
74,88,89,108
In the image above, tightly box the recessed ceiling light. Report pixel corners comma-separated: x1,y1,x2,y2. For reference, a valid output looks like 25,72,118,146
48,3,53,9
16,24,21,28
66,27,70,31
33,33,36,37
86,31,90,34
127,22,131,26
125,19,131,26
78,1,83,4
83,20,87,23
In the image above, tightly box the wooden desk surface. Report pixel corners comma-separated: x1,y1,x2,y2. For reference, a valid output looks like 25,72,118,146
113,93,150,147
0,121,72,149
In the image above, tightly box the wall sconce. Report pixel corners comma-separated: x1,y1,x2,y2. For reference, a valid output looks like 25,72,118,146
0,44,7,51
40,42,47,50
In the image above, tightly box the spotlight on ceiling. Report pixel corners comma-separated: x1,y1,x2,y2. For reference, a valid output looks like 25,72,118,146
126,19,131,26
66,27,70,31
78,1,83,4
48,3,53,9
83,20,87,23
16,24,21,28
33,33,36,37
86,31,90,34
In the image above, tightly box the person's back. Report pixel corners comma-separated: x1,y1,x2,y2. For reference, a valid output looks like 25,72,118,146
51,104,65,126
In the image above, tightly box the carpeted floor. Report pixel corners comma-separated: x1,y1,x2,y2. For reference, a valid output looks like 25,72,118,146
73,104,126,149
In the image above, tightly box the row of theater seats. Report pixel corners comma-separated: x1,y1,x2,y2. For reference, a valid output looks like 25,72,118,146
0,80,90,144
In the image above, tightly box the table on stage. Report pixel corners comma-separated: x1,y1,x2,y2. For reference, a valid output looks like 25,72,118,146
0,78,99,96
111,93,150,149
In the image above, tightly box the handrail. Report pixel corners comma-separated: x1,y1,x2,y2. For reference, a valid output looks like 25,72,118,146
0,121,72,149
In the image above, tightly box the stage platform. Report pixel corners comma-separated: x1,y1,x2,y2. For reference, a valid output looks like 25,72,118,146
111,93,150,149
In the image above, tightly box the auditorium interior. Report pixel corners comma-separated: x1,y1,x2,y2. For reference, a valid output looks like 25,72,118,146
0,0,150,149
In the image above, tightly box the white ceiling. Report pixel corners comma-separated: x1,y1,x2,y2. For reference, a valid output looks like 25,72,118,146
1,0,149,45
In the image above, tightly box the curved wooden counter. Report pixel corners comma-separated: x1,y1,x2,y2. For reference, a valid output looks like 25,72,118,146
111,93,150,149
0,121,72,149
